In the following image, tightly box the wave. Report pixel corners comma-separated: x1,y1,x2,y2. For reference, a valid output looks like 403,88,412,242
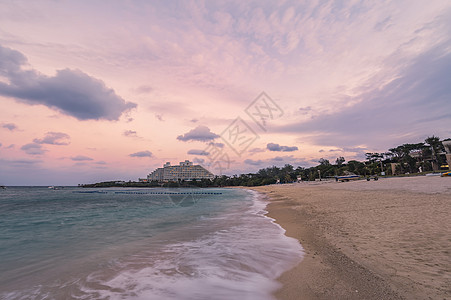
76,189,304,300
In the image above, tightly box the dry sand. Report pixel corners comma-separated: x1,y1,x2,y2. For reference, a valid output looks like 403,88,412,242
251,176,451,300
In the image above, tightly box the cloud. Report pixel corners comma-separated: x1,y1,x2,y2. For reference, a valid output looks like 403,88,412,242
123,130,138,137
94,161,107,165
269,155,310,167
33,132,70,145
129,150,152,157
271,156,284,162
134,85,153,94
209,142,224,148
248,147,265,153
0,45,136,121
298,106,312,115
148,100,193,118
187,149,209,156
276,41,451,149
316,147,368,161
155,114,164,121
0,143,2,147
193,157,205,164
2,123,18,131
267,143,298,152
71,155,93,161
374,16,392,32
21,143,46,155
244,159,263,166
177,125,220,142
342,147,369,161
244,155,308,168
343,147,368,153
0,158,43,166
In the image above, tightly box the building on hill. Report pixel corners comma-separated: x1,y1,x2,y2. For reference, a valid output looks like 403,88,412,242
147,160,214,182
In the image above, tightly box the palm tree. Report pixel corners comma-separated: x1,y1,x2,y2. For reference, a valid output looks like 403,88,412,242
425,136,441,171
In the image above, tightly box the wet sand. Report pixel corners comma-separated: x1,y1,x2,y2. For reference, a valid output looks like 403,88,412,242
251,176,451,300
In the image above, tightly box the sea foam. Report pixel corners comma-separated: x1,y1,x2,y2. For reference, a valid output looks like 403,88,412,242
77,190,303,300
0,187,303,300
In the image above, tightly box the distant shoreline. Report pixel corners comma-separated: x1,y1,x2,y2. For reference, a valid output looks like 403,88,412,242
1,173,447,188
78,172,449,188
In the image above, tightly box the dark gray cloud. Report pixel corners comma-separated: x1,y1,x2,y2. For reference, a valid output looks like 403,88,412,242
177,125,219,142
2,123,18,131
277,42,451,149
187,149,209,156
0,142,2,147
21,143,46,155
0,45,136,121
129,150,152,157
33,132,70,145
267,143,298,152
71,155,93,161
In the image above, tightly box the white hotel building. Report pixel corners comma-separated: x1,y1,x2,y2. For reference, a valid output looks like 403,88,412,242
147,160,215,182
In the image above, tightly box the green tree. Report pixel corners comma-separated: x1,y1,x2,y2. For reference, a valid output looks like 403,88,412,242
425,136,443,170
318,158,330,166
335,157,345,166
347,160,365,175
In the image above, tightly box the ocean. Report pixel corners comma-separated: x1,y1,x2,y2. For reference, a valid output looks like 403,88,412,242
0,187,303,300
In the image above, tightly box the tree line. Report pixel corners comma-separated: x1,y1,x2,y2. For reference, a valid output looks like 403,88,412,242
209,135,450,186
83,135,449,188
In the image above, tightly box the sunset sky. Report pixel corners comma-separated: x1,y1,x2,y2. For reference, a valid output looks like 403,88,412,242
1,0,450,185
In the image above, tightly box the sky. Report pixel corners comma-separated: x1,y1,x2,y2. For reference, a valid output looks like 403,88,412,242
0,0,450,185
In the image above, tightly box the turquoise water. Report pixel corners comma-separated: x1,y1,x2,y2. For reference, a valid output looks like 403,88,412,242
0,187,303,300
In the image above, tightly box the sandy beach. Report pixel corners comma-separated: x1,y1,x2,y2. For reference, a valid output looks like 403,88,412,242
251,176,451,300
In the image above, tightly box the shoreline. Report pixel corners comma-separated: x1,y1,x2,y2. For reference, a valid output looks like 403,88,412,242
250,176,451,299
